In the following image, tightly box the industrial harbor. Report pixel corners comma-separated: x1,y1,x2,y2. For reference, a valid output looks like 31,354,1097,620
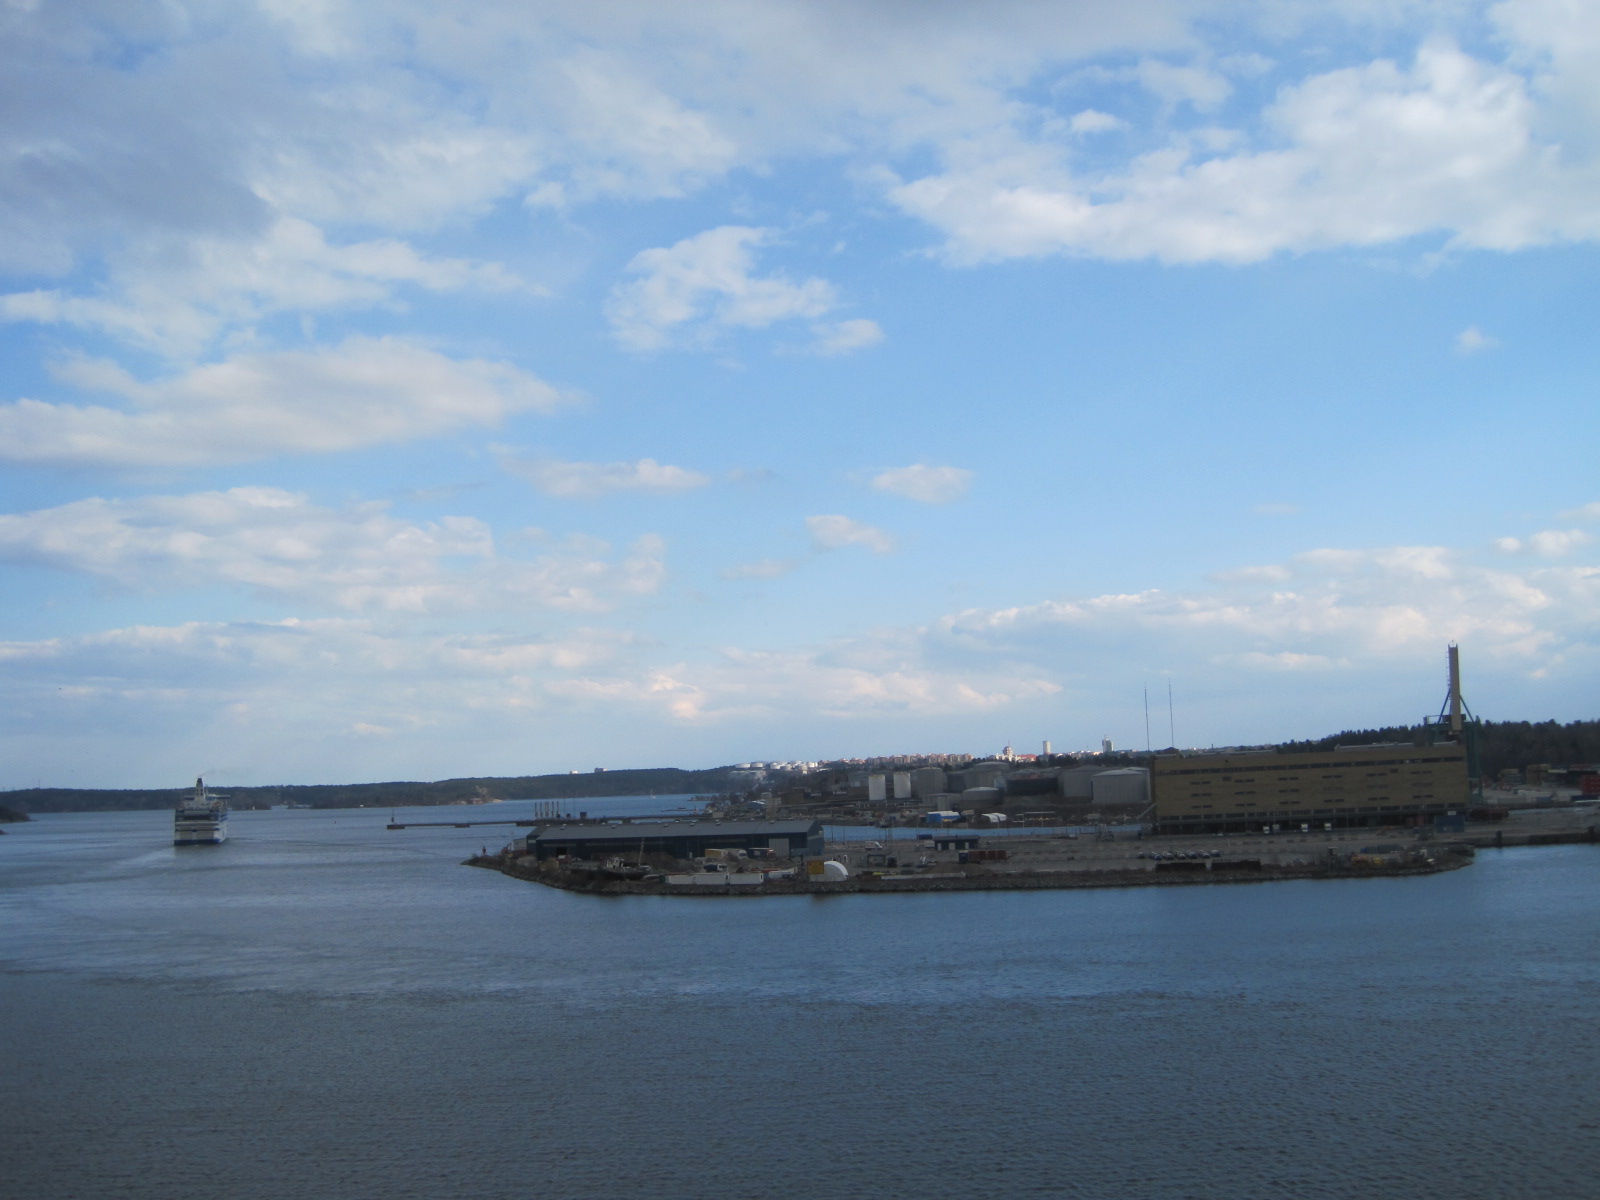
470,801,1598,896
465,646,1599,897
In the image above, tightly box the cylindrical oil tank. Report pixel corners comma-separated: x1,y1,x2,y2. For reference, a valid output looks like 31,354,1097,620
1058,766,1101,799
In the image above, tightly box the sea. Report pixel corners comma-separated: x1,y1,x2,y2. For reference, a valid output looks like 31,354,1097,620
3,798,1597,1200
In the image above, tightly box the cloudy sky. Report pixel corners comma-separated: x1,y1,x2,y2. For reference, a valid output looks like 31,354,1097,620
2,0,1597,788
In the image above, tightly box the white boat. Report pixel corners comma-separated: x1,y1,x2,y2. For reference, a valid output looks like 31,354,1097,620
174,777,229,846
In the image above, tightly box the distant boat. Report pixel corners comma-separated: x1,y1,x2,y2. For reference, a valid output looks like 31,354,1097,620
175,778,228,846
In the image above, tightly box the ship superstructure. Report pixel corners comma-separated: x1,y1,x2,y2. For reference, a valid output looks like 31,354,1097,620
174,777,229,846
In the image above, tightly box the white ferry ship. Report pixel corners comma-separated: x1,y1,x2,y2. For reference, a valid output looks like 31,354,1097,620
174,777,229,846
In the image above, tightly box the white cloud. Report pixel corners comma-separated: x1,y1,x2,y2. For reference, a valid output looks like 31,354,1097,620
1495,529,1594,557
0,616,649,782
806,514,895,554
497,453,711,498
1136,58,1232,111
1561,501,1600,523
870,463,973,504
0,611,1059,784
719,558,800,581
5,3,1600,313
5,3,1600,356
808,318,884,356
3,519,1597,784
1234,651,1341,671
0,217,524,356
1456,325,1499,353
0,487,664,614
0,337,565,469
524,46,741,206
634,643,1060,724
891,40,1600,264
1210,564,1293,584
939,542,1597,676
1070,109,1125,134
1529,529,1594,557
605,226,841,350
19,520,1594,759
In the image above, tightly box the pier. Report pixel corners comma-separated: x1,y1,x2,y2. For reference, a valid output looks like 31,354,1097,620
387,812,703,830
387,818,537,829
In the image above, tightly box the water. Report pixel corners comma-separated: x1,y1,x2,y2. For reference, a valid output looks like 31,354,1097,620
3,803,1597,1199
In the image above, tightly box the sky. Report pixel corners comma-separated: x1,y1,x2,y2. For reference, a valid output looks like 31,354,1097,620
1,0,1597,789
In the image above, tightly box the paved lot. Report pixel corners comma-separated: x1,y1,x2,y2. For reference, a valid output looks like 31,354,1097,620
826,804,1598,876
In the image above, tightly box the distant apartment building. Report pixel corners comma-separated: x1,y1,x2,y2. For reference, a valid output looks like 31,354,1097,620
1152,742,1469,834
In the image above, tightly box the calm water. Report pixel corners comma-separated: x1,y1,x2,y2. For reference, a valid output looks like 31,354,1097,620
3,802,1598,1200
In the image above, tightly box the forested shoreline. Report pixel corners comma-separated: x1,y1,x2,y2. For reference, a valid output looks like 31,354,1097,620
1283,718,1600,778
0,766,745,814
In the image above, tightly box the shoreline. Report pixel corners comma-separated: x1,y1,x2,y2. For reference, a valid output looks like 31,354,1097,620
468,848,1475,897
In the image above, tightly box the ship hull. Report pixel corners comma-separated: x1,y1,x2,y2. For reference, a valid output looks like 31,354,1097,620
174,828,227,845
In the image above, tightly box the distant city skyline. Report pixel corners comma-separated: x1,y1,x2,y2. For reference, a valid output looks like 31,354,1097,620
1,2,1596,789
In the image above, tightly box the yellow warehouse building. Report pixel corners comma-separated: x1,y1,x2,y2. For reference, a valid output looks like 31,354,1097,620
1152,742,1470,835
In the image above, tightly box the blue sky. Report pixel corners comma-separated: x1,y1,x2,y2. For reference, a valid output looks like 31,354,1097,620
1,0,1596,788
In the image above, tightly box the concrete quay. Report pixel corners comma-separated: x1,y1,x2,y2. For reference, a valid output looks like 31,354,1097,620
472,839,1473,897
468,805,1592,898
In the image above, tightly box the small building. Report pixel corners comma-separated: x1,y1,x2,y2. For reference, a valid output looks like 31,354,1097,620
530,819,823,862
932,833,981,851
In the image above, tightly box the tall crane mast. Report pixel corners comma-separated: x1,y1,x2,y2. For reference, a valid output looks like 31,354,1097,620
1425,642,1482,800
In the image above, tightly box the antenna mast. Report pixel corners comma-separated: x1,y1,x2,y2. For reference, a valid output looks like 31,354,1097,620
1425,642,1482,801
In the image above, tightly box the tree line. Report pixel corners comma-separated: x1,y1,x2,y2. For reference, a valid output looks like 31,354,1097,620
0,766,746,814
1280,718,1600,778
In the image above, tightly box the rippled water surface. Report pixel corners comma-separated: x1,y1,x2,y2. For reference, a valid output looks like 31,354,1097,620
4,803,1598,1199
